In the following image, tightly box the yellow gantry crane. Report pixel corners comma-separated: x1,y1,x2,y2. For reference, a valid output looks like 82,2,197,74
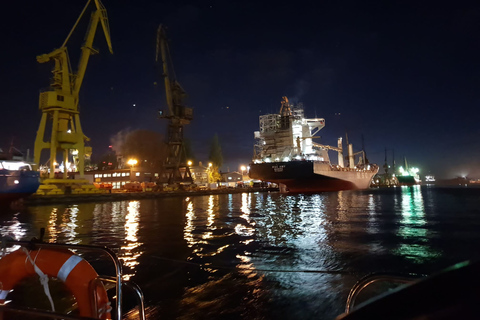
155,25,193,184
34,0,112,183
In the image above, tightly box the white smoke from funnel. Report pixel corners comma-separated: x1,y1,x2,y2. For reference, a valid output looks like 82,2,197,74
109,129,131,155
289,79,310,105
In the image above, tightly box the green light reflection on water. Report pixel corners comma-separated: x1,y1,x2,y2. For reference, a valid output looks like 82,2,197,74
393,186,442,263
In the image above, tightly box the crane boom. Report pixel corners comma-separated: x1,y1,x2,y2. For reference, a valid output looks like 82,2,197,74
34,0,112,182
156,25,191,124
74,0,113,96
156,26,174,118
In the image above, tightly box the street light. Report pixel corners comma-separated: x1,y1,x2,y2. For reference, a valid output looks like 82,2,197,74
127,159,137,181
127,159,137,167
187,160,192,166
207,162,213,184
240,165,246,179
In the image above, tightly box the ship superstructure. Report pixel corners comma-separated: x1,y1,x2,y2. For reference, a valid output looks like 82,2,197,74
397,158,421,185
249,97,378,192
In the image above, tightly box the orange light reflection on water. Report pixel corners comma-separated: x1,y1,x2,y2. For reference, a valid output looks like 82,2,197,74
119,200,143,281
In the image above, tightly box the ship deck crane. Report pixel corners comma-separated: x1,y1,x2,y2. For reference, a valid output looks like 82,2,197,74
155,25,193,184
34,0,112,183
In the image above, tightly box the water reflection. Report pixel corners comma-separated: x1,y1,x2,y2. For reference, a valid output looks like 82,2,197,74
48,207,58,243
184,197,195,248
184,195,256,260
394,186,441,263
1,188,478,319
249,193,345,319
38,206,81,244
178,193,266,319
0,212,27,253
119,201,142,281
236,193,255,238
62,205,79,244
204,195,215,240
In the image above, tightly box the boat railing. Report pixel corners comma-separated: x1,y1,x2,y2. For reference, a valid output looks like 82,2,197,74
0,237,146,320
344,272,423,314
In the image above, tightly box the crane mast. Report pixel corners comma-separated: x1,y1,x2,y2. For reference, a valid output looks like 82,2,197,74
34,0,112,183
155,25,193,184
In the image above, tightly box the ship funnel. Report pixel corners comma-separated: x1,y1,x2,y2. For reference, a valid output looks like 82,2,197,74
348,144,354,168
337,138,344,168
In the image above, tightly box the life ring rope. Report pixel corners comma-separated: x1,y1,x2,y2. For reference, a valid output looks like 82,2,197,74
0,247,111,319
22,247,56,312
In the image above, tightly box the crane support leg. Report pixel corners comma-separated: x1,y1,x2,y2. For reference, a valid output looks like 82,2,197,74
34,113,49,171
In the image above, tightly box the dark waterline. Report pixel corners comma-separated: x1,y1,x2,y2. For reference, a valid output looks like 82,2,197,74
1,185,480,319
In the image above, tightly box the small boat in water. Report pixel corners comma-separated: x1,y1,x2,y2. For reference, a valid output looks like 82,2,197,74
0,160,40,202
0,235,146,319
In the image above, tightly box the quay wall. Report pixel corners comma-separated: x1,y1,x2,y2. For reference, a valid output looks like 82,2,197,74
25,187,279,206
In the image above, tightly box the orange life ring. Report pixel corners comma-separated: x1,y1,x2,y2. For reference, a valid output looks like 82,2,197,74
0,248,111,319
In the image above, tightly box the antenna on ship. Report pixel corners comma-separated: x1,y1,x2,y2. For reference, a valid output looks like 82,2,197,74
392,149,396,173
384,147,388,174
361,134,369,164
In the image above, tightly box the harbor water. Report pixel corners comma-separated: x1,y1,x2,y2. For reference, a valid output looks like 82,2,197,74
1,185,480,319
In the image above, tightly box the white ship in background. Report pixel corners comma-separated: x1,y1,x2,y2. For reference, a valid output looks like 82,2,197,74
249,97,378,192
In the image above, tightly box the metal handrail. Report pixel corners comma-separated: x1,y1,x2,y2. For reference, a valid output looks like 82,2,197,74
345,273,423,314
101,276,146,320
0,239,146,320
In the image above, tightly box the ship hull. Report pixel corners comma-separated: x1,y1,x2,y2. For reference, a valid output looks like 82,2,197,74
249,161,377,193
396,175,421,186
0,170,40,202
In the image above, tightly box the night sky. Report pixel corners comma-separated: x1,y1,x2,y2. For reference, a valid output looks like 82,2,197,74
0,0,479,179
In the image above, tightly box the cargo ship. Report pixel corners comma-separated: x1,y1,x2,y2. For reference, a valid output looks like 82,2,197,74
396,158,421,185
249,97,378,192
